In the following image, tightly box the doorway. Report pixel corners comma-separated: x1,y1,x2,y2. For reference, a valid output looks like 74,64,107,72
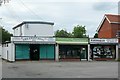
30,44,39,60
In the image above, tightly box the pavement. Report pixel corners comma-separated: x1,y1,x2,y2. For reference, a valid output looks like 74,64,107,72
1,60,118,78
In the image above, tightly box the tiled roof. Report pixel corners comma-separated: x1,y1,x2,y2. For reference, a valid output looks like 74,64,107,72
97,14,120,32
105,14,120,23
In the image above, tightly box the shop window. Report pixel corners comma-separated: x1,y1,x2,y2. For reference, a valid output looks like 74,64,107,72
59,45,87,59
91,46,115,59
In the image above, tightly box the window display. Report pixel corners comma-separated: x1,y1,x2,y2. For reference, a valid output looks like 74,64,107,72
59,45,87,59
92,46,115,59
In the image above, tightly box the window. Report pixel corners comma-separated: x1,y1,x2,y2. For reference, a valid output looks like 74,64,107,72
92,46,115,59
116,31,120,37
118,32,120,37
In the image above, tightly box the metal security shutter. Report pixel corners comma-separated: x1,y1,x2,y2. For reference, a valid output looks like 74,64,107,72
15,44,30,59
40,44,47,59
47,45,54,59
40,44,55,59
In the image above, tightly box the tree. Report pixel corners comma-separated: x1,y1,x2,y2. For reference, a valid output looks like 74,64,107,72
72,25,87,38
94,33,98,38
67,32,73,38
55,29,72,38
0,27,13,43
0,0,10,6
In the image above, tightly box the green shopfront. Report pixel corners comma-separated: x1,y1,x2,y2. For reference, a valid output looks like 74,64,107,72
56,38,89,61
11,36,56,61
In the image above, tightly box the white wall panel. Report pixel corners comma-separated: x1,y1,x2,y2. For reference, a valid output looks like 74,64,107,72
23,24,54,36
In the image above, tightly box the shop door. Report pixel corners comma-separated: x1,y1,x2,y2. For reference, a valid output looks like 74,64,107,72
15,44,29,60
80,48,87,59
40,44,55,59
30,44,39,60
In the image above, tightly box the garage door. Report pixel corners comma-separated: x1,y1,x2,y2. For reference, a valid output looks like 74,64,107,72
15,44,30,59
40,44,55,59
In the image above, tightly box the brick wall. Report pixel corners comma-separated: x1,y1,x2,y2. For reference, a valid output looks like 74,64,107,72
111,24,120,37
98,19,112,38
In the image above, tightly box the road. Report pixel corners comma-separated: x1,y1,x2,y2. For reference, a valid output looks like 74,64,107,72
2,61,118,78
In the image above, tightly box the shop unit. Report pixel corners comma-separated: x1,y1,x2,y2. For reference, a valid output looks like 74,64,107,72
2,21,56,62
97,14,120,60
56,38,89,61
12,37,56,61
89,38,119,61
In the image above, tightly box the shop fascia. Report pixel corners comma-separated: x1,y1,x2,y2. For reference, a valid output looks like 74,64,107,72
11,36,55,42
90,38,118,44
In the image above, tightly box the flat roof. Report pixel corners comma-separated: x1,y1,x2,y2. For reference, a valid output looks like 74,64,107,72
13,21,54,29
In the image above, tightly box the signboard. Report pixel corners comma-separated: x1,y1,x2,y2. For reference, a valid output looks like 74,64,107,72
90,38,118,44
56,38,88,44
11,36,55,43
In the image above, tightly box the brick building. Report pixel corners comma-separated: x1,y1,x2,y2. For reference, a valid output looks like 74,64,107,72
97,14,120,58
97,14,120,43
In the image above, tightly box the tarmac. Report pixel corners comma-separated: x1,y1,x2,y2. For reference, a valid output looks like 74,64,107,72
1,60,118,78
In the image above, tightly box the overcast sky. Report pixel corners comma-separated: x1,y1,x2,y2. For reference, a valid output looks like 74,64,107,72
0,0,119,37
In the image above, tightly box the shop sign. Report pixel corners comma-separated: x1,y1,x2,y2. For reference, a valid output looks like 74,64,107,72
11,36,55,42
90,38,118,44
56,38,88,44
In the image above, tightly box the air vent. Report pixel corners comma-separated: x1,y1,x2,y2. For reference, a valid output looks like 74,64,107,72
25,24,29,29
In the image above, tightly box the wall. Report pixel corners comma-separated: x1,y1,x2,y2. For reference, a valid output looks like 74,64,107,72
98,19,112,38
14,26,21,36
2,43,14,61
22,24,54,37
111,24,120,38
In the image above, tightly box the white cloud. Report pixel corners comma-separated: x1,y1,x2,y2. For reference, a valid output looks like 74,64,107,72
0,0,118,37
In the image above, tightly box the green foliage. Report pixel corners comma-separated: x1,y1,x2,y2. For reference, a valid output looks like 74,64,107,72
55,29,73,38
0,27,13,43
55,25,87,38
72,25,87,38
94,33,98,38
